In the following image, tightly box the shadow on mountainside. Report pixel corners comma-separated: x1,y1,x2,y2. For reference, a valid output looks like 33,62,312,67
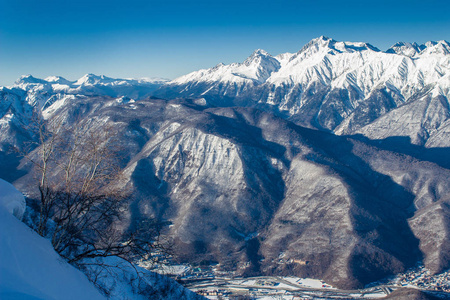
87,99,427,288
349,134,450,170
181,110,289,275
124,106,289,275
0,151,28,183
291,125,423,288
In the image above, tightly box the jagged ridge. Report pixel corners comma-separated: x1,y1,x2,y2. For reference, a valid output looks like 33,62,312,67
156,37,450,147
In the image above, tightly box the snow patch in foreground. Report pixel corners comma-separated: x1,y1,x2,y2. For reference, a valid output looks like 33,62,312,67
0,179,26,220
0,181,105,300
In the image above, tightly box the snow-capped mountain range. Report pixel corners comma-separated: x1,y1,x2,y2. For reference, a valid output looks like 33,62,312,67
2,37,450,291
157,36,450,147
0,73,168,181
3,73,167,116
165,36,450,101
4,36,450,148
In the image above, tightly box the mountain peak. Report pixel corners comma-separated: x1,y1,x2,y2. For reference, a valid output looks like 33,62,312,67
293,37,379,62
75,74,115,85
45,76,73,85
386,40,450,57
311,35,333,43
421,40,450,56
244,49,274,66
15,74,47,85
212,63,226,70
300,36,334,52
386,42,425,57
239,49,280,82
251,49,271,56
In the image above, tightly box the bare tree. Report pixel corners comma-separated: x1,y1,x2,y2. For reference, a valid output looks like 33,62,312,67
23,115,167,267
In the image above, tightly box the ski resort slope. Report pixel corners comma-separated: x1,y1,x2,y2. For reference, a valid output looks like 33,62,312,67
0,178,106,300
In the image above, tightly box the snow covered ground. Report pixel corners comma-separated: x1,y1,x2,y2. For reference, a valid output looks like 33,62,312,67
0,178,204,300
284,277,335,289
0,178,106,300
0,178,26,220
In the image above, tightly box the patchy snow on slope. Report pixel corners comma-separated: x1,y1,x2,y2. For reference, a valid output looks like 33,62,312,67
42,94,76,119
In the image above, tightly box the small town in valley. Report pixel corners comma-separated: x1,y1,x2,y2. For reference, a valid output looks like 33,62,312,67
142,254,450,299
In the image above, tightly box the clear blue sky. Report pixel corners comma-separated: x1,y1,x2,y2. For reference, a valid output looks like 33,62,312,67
0,0,449,85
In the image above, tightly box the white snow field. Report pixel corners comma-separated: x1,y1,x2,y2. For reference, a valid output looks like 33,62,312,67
0,178,26,220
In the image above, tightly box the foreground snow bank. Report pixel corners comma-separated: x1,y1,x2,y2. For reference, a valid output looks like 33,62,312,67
80,256,204,300
0,179,105,300
0,179,26,220
0,178,203,299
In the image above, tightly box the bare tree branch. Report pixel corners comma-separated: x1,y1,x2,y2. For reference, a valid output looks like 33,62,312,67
20,114,171,278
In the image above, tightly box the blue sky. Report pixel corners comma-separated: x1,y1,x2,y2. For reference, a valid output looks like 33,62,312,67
0,0,449,85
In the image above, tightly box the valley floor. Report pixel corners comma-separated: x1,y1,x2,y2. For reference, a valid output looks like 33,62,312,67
184,275,449,299
145,260,450,299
